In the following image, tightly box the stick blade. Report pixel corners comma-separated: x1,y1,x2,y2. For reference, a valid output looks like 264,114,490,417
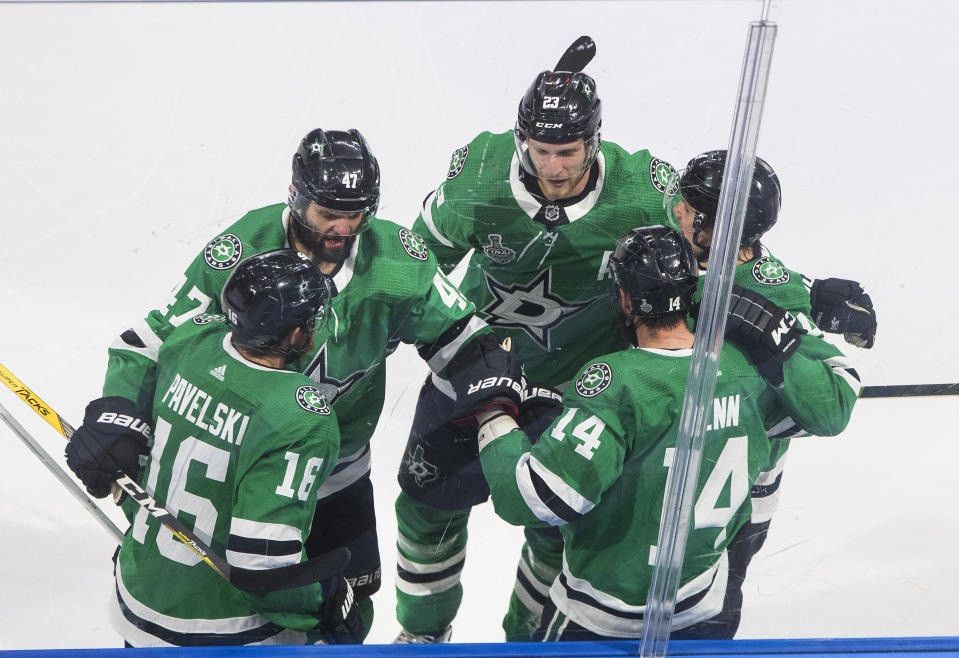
554,35,596,72
229,547,352,592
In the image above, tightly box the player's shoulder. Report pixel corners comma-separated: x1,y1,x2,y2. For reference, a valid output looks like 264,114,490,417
567,349,637,401
442,130,513,187
737,247,812,314
355,218,439,292
196,203,288,274
161,312,230,355
600,141,676,199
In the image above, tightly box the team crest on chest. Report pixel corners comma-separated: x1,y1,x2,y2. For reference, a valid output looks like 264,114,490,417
304,341,378,403
752,256,790,285
447,145,469,179
482,234,516,264
204,234,242,270
398,229,429,261
295,386,332,415
482,268,598,350
649,158,676,194
575,362,612,397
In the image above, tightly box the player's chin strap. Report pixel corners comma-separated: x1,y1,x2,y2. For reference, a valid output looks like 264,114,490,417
477,409,519,452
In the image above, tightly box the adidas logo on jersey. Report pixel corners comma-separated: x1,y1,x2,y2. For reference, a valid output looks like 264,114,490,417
209,365,227,381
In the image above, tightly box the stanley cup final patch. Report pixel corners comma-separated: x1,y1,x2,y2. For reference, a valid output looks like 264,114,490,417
204,234,243,270
751,256,790,285
483,234,516,264
575,362,612,397
399,229,429,261
296,386,332,415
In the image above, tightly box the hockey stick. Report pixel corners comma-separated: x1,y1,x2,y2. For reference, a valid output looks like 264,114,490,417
554,35,596,72
0,361,350,592
860,383,959,398
0,400,125,542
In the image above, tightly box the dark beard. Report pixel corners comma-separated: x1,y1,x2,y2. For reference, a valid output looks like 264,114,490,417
291,220,357,267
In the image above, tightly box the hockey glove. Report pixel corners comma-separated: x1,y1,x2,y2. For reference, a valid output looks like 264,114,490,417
725,286,801,387
809,277,877,348
65,396,151,499
316,575,365,644
448,333,524,425
518,383,565,441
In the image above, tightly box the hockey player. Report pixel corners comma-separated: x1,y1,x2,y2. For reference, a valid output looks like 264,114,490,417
393,67,678,642
79,128,491,634
65,249,364,646
466,225,854,640
666,150,865,634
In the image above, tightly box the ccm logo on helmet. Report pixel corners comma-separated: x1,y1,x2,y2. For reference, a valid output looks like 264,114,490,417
535,122,565,129
96,412,152,439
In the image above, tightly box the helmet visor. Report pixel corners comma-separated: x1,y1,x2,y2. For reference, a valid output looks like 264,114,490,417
514,129,600,183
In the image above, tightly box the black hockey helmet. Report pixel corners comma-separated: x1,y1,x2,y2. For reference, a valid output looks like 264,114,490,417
514,70,602,178
221,249,333,356
608,225,699,320
666,150,781,250
290,128,380,233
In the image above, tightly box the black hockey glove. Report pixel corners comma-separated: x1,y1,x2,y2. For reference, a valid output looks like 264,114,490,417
448,333,524,425
518,383,565,441
725,286,801,387
809,277,877,348
316,576,365,644
65,396,151,499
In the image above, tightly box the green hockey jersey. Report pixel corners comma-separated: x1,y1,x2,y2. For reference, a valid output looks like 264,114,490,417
110,316,339,646
413,131,676,385
696,247,861,523
480,344,780,637
104,204,488,470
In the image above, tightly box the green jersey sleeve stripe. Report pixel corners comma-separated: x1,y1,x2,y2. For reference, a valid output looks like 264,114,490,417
419,190,455,248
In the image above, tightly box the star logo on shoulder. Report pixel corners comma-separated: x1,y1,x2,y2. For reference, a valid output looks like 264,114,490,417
481,269,598,350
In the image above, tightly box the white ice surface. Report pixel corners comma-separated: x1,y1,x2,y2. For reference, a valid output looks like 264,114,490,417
1,0,957,649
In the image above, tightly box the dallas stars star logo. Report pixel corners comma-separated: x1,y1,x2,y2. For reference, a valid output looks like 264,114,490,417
481,269,599,350
303,341,378,403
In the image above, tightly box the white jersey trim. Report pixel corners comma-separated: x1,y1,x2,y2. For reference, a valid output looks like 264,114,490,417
315,445,371,499
110,319,162,363
528,454,596,516
551,551,727,637
114,560,271,636
226,518,303,569
640,347,693,357
508,152,606,223
419,189,455,248
751,451,789,523
426,315,489,374
221,333,300,373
